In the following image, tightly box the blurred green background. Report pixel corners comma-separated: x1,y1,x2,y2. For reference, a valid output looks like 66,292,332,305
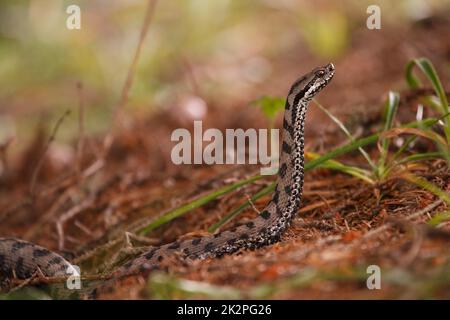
0,0,449,147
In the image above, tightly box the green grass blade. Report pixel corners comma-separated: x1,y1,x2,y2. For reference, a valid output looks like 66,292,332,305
428,211,450,226
405,58,450,144
396,152,449,165
392,113,450,162
382,91,400,141
313,99,376,170
305,134,379,170
401,172,450,206
406,58,449,114
308,152,374,184
377,91,400,179
382,127,448,148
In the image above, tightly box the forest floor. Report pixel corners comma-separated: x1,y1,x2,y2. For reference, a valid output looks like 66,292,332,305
1,16,450,299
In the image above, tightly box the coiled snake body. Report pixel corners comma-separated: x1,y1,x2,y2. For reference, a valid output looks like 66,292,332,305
0,64,335,291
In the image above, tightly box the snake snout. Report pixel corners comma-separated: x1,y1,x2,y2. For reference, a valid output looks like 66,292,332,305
326,63,335,71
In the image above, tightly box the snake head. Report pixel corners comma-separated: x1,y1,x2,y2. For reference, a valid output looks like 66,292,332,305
314,63,335,83
287,63,335,105
306,63,335,96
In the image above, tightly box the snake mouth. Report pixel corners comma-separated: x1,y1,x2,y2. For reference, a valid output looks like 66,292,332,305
324,63,335,80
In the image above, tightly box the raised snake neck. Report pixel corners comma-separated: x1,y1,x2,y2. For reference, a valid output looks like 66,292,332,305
0,63,335,289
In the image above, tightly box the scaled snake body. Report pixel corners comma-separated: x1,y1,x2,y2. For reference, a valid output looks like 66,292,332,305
0,63,335,292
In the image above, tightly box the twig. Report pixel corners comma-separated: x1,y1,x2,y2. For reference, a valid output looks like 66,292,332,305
182,57,201,96
1,153,104,230
29,110,71,197
395,221,424,266
74,220,95,237
81,158,104,179
359,199,444,241
8,269,43,293
56,196,96,250
20,159,104,240
10,274,111,288
298,199,339,214
76,81,85,180
244,194,260,214
0,136,14,178
103,0,158,153
344,219,350,232
24,187,73,241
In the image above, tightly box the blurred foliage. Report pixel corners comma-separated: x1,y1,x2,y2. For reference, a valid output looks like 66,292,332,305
298,9,349,58
0,287,51,300
147,262,450,299
0,0,448,146
252,96,285,127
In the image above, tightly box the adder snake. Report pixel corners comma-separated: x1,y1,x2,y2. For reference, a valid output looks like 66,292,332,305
0,63,335,291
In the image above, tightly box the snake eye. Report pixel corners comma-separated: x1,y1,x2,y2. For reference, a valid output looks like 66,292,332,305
317,70,325,77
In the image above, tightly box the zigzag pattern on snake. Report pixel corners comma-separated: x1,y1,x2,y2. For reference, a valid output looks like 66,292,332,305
0,63,335,290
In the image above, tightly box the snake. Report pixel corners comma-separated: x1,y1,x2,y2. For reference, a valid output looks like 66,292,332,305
0,63,335,292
